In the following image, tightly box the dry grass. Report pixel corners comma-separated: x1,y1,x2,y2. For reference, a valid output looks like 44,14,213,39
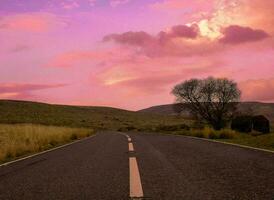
0,124,94,163
171,127,237,139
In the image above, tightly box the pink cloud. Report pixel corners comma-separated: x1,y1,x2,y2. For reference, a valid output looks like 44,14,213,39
88,0,97,7
102,24,218,57
61,1,80,10
0,83,67,100
103,31,155,46
229,0,274,34
169,24,199,38
48,51,100,68
151,0,214,12
104,24,199,45
47,48,134,68
9,44,31,53
239,78,274,102
219,25,270,44
110,0,131,7
94,53,224,93
0,12,66,32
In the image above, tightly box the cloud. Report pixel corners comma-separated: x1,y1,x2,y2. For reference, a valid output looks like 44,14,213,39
239,78,274,102
9,44,31,53
88,0,97,7
0,12,67,32
159,24,199,40
150,0,214,12
103,31,155,46
48,51,99,68
47,49,129,68
104,24,199,44
95,53,224,94
102,24,213,57
219,25,270,44
0,83,67,99
110,0,131,7
61,1,80,10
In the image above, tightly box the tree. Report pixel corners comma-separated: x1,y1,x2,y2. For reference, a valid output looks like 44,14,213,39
171,77,241,130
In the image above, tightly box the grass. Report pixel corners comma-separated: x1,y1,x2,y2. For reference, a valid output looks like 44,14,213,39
222,133,274,151
0,124,94,163
154,126,237,139
0,100,189,131
181,127,237,139
150,125,274,151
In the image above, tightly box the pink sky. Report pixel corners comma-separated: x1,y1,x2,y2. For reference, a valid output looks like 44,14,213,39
0,0,274,110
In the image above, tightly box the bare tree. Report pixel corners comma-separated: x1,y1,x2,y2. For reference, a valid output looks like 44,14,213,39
171,77,241,130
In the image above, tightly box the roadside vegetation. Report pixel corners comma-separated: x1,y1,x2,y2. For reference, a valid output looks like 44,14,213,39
0,124,94,163
223,132,274,151
137,123,274,151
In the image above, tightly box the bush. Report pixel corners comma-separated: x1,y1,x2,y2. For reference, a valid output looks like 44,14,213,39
231,115,252,133
218,129,236,139
70,133,78,140
252,115,270,134
187,127,236,139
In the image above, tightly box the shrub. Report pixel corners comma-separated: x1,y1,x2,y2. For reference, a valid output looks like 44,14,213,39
231,115,252,133
70,133,78,140
252,115,270,134
188,127,236,139
218,129,236,139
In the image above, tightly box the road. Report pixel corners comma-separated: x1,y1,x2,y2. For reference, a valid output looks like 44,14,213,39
0,132,274,200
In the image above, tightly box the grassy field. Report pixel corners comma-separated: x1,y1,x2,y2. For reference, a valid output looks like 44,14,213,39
221,133,274,151
0,124,94,163
0,100,188,131
151,125,274,151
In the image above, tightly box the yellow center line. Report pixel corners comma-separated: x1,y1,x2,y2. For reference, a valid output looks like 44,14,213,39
128,142,134,152
129,157,144,198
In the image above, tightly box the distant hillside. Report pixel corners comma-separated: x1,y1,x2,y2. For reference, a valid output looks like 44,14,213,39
139,102,274,122
0,100,186,130
139,104,178,115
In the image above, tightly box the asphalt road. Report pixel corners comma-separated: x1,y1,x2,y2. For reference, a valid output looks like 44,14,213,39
1,132,274,200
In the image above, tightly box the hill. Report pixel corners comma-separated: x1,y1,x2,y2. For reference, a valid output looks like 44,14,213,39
0,100,186,130
139,102,274,122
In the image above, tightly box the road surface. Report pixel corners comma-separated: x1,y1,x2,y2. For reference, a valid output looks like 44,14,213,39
0,131,274,200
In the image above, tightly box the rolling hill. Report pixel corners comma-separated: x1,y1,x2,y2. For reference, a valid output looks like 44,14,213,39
139,102,274,123
0,100,186,131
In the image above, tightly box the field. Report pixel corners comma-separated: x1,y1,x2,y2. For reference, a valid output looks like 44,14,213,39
223,133,274,151
0,100,188,130
0,124,94,163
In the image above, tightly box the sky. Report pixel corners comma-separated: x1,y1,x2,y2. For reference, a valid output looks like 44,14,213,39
0,0,274,110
